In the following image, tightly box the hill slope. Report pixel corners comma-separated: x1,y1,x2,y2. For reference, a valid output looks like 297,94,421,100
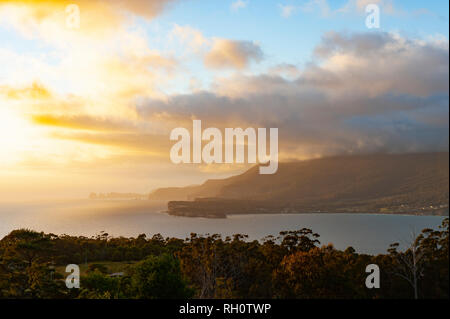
150,153,449,215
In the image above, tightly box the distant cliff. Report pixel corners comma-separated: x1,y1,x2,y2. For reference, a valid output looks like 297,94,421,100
148,178,236,201
89,192,147,200
153,152,449,217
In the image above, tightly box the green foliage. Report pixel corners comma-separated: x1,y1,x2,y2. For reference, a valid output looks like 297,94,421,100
0,219,448,299
87,263,109,274
130,253,194,299
78,272,122,299
273,244,371,298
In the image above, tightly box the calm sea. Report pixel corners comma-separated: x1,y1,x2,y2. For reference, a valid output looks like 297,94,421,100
0,199,446,255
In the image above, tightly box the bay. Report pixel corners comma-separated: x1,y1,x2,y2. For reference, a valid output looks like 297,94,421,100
0,199,445,255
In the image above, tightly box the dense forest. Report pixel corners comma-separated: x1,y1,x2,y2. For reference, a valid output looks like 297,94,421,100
0,218,448,299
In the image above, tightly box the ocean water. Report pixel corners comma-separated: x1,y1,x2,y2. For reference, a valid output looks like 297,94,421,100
0,199,446,255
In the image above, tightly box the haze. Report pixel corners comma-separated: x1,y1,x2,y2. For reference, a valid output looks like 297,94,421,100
0,0,448,201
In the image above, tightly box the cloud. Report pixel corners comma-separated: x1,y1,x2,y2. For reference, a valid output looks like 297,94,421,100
0,31,177,107
278,4,297,18
0,82,51,100
298,0,398,17
3,28,447,165
30,114,136,132
204,39,263,69
231,0,248,11
0,1,177,175
311,31,449,97
135,32,449,159
0,44,176,169
268,63,301,79
171,25,264,71
353,0,396,15
171,24,210,52
0,0,180,26
50,131,171,157
0,0,183,53
300,0,331,17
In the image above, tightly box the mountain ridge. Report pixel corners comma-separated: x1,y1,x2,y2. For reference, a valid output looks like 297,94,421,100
150,152,449,217
150,152,447,197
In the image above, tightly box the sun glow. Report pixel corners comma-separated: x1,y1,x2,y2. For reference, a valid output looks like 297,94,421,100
0,105,34,164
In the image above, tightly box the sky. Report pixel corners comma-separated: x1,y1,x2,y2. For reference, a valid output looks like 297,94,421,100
0,0,448,200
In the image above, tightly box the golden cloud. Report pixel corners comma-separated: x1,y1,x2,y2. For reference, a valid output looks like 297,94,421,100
0,82,51,100
204,39,263,70
0,0,181,47
30,114,136,132
0,0,179,23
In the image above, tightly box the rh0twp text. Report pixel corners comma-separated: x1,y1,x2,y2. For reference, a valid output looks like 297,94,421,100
170,120,279,174
224,303,271,314
179,303,272,316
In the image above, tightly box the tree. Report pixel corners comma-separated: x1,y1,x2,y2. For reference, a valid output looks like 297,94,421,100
78,272,121,299
273,245,365,299
130,253,194,299
388,231,426,299
278,228,320,253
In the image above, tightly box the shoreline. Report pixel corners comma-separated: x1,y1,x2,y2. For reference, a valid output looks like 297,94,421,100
164,210,449,219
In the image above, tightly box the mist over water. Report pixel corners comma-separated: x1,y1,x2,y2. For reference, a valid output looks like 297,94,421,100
0,199,445,255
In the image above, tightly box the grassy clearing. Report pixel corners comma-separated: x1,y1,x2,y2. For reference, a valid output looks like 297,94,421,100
55,261,137,276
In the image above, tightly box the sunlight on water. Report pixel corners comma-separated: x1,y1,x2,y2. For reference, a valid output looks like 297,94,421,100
0,199,445,255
